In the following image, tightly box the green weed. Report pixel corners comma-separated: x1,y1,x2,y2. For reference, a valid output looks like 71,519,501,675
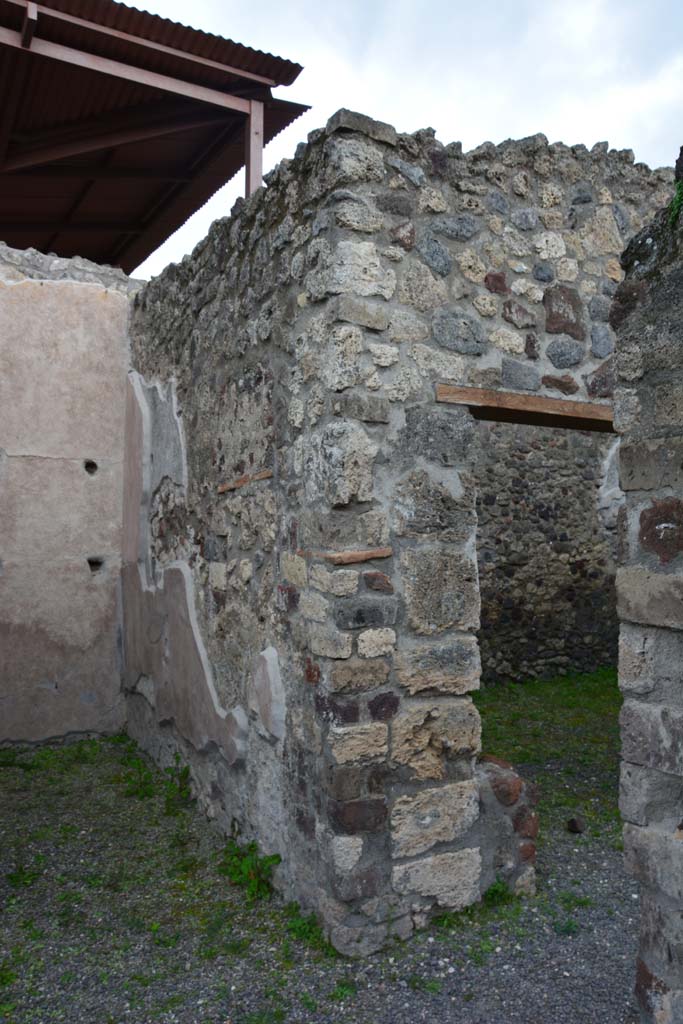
482,876,515,909
217,839,280,901
163,754,193,816
283,903,336,957
5,864,40,889
244,1011,286,1024
554,917,580,936
670,180,683,227
121,754,156,799
558,890,593,912
0,965,17,989
408,974,441,993
149,922,180,948
330,978,357,1001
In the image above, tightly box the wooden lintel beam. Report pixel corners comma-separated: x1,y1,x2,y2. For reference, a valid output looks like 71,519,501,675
0,25,252,115
21,2,37,48
2,0,280,86
435,383,614,434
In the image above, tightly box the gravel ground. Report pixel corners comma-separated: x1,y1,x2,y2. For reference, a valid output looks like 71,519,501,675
0,732,641,1024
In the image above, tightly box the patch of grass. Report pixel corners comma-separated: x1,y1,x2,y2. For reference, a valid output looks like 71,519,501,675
283,903,337,958
19,919,44,942
5,851,44,892
216,839,281,902
31,739,100,772
554,917,580,936
482,876,515,909
475,667,621,838
120,753,156,800
300,993,318,1011
244,1011,286,1024
149,922,180,948
330,978,357,1001
434,876,521,933
163,754,193,816
0,964,17,989
469,934,496,965
5,863,41,889
558,890,593,912
407,974,441,993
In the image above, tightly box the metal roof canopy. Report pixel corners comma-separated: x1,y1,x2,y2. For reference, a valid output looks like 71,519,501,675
0,0,308,271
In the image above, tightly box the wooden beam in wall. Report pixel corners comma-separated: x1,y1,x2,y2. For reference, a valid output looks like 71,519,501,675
435,384,615,433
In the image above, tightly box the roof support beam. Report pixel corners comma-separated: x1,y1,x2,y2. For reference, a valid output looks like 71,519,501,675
0,25,252,114
4,222,141,234
110,120,244,270
2,0,280,86
0,164,192,181
245,99,264,196
1,111,230,172
0,50,29,163
21,2,37,48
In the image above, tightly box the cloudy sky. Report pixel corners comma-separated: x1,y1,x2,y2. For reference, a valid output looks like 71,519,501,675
135,0,683,278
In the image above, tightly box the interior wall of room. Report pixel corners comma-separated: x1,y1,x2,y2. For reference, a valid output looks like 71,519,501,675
476,419,621,683
0,244,137,741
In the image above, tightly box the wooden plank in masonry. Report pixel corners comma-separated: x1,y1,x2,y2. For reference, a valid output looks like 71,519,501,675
435,384,614,434
297,547,393,565
217,469,273,494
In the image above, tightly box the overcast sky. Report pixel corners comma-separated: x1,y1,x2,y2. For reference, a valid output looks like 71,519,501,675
134,0,683,278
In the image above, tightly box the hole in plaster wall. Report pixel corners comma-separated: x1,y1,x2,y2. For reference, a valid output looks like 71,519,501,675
87,557,105,573
84,460,98,475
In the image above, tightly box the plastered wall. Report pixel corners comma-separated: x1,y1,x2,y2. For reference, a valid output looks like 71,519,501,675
0,245,137,741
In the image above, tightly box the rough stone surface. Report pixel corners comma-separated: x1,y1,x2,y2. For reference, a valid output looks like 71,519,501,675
476,421,619,682
401,548,480,635
392,848,482,907
391,699,481,779
4,110,674,962
614,197,683,1022
390,781,479,857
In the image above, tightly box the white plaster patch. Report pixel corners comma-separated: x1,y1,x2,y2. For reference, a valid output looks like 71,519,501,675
248,646,286,742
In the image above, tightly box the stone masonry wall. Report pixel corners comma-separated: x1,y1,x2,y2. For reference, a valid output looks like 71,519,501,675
615,194,683,1023
0,244,137,742
124,109,672,955
477,420,620,683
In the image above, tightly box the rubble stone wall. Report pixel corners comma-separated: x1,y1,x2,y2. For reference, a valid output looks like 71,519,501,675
125,109,671,954
0,244,137,742
476,420,621,683
615,199,683,1023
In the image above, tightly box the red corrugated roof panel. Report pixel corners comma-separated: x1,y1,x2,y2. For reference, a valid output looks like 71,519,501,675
0,0,307,270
